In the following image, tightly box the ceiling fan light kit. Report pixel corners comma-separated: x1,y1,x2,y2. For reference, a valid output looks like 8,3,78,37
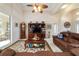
27,3,48,13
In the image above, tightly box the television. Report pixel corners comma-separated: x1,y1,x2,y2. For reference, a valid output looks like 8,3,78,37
33,26,42,33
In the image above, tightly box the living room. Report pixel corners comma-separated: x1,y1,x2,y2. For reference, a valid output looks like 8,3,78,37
0,2,79,57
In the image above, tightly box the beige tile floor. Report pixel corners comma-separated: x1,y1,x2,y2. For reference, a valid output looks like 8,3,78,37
45,38,63,52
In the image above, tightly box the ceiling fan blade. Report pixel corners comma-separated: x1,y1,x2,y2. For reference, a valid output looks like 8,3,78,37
26,4,33,7
42,5,48,9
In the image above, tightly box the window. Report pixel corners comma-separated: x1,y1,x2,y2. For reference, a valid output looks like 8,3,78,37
53,24,58,35
76,23,79,33
0,12,11,48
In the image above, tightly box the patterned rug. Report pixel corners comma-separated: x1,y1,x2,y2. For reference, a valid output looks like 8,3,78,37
9,40,52,53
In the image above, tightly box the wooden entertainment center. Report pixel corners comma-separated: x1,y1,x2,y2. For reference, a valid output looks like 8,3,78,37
24,21,46,48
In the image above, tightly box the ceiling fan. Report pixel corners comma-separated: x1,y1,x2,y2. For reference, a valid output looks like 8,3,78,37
26,3,48,13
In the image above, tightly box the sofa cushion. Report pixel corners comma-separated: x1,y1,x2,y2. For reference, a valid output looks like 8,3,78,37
0,48,16,56
69,44,79,48
54,38,68,48
68,38,79,44
0,50,2,53
70,33,79,41
64,33,69,37
60,32,70,37
57,34,64,40
64,37,68,42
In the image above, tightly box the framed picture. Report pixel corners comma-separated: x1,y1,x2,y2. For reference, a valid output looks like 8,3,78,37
15,23,18,27
64,22,71,28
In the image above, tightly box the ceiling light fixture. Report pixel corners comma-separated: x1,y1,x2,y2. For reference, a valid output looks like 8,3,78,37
27,3,48,13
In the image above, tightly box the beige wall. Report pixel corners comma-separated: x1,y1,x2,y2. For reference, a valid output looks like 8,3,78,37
23,10,74,36
23,4,79,39
24,11,61,38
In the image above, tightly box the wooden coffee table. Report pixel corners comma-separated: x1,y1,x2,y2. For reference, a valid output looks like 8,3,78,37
70,48,79,56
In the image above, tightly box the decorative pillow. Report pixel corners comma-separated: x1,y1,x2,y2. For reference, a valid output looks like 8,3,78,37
57,34,64,40
0,48,16,56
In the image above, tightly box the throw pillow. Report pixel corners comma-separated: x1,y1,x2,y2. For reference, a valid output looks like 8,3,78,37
57,34,64,40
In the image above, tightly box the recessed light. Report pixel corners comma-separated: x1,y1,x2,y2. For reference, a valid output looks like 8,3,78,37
61,4,68,9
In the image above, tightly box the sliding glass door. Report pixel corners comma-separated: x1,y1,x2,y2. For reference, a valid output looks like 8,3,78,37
0,12,11,48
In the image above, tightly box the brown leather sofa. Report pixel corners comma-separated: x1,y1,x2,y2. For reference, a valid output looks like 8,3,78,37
53,31,79,51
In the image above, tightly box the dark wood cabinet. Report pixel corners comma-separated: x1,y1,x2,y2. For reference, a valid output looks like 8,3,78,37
25,21,46,48
28,22,46,34
20,22,26,39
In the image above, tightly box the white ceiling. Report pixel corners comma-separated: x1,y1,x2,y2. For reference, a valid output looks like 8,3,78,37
17,3,79,16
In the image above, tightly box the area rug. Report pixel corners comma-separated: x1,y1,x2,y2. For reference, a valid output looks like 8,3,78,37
9,40,53,53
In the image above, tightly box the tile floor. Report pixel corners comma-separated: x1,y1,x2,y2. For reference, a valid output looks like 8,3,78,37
45,38,63,52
